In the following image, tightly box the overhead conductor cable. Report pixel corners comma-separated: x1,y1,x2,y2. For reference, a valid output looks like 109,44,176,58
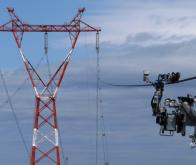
0,68,30,161
96,32,100,165
96,32,109,165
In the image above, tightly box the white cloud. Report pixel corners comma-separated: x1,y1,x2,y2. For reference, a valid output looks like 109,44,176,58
83,0,196,44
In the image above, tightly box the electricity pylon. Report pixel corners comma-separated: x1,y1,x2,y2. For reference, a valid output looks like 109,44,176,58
0,7,100,165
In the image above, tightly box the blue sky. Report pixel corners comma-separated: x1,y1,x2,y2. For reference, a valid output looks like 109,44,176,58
1,0,196,165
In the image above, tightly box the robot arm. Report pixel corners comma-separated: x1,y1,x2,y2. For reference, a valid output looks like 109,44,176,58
156,98,186,136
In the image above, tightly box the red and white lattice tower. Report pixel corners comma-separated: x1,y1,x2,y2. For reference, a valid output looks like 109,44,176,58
0,7,100,165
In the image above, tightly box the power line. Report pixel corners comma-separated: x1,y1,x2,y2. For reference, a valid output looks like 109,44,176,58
0,54,45,110
96,32,109,165
59,127,67,165
96,32,100,165
0,68,30,161
0,54,46,163
44,32,52,80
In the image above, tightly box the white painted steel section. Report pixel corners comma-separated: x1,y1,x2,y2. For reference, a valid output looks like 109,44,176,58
40,96,50,101
19,48,27,62
55,128,59,146
63,48,73,62
32,128,38,147
19,48,40,97
34,87,39,97
53,87,59,97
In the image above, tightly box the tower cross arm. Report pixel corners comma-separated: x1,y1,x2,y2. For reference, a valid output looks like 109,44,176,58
0,7,101,33
0,24,101,32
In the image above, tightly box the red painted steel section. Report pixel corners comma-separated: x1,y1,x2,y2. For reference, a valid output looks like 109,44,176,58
31,146,36,165
0,7,100,48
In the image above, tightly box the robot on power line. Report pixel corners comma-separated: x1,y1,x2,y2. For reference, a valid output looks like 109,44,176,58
143,71,196,148
108,71,196,148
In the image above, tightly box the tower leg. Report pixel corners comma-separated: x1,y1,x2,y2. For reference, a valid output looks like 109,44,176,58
30,96,61,165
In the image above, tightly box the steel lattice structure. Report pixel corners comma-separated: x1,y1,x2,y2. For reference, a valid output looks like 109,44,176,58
0,7,100,165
